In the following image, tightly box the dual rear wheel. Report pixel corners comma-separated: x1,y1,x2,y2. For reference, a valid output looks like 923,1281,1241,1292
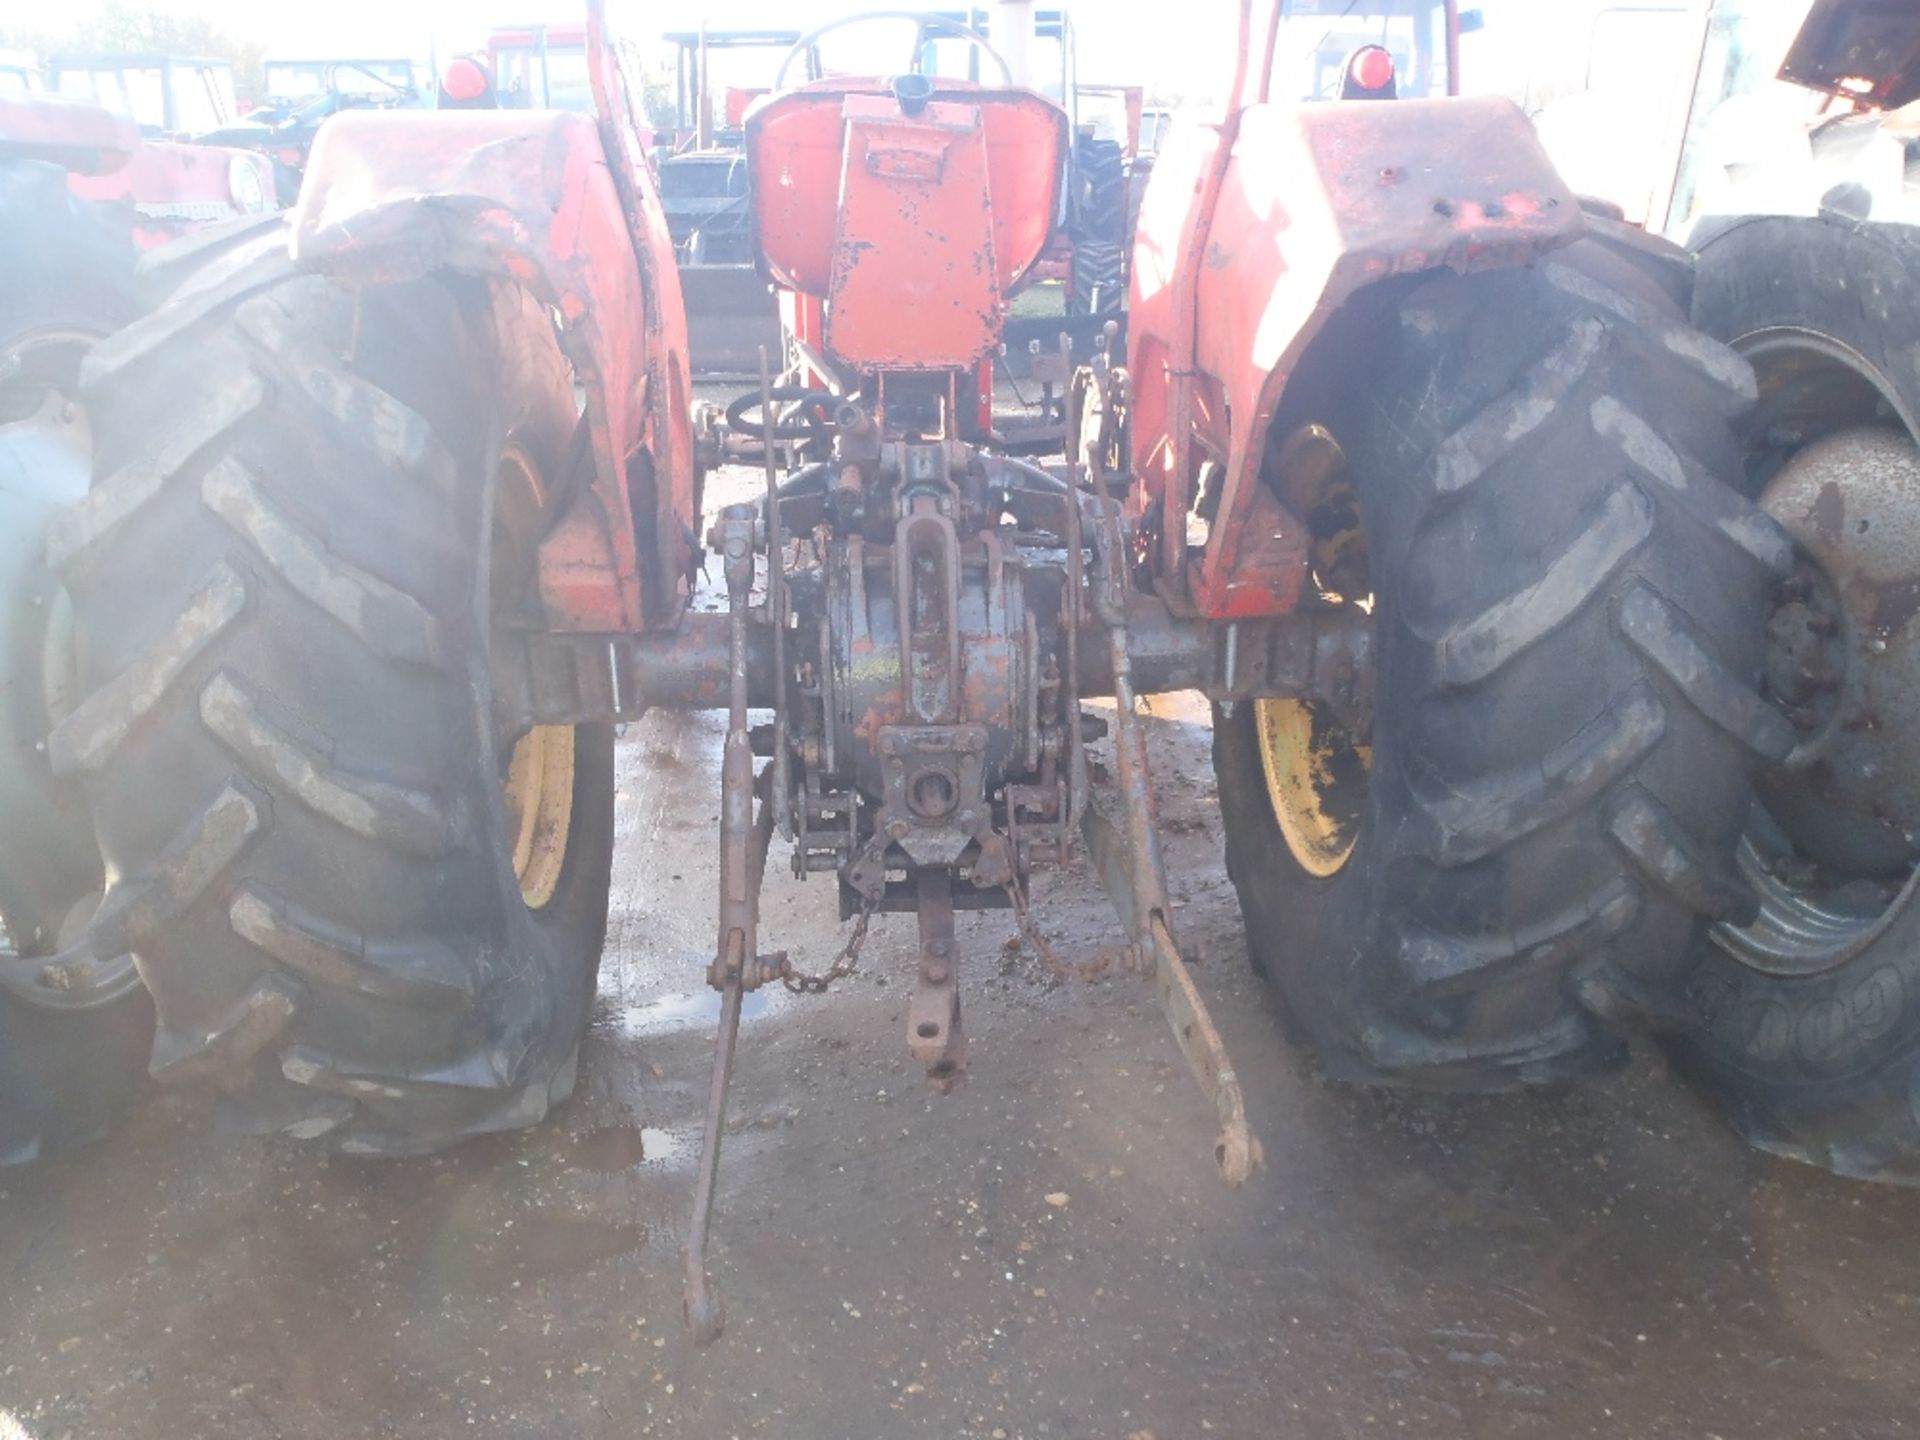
1663,215,1920,1182
1219,215,1920,1189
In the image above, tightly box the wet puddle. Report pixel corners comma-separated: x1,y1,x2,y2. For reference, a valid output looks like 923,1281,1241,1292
569,1123,696,1173
637,1127,694,1167
616,987,774,1038
572,1124,649,1172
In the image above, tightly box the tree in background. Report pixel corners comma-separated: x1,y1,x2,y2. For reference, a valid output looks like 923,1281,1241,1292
1,1,264,98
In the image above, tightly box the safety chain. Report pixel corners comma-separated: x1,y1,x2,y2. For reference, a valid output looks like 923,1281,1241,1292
1003,876,1140,982
781,895,878,994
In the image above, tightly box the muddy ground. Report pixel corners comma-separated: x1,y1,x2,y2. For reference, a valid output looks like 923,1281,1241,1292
6,471,1920,1439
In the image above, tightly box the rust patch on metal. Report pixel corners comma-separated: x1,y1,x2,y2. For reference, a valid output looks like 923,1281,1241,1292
1809,480,1846,545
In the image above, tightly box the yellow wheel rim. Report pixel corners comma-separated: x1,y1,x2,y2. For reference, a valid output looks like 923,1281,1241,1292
503,724,576,910
1253,698,1369,878
1256,420,1373,876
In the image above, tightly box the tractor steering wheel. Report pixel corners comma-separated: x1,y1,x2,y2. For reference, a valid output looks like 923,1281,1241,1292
773,10,1014,92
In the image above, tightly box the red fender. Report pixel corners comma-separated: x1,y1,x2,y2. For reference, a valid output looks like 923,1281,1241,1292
1129,96,1585,619
290,100,694,634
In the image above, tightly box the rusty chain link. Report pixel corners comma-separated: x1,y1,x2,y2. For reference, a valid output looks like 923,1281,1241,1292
780,894,877,994
783,877,1143,992
1003,876,1141,982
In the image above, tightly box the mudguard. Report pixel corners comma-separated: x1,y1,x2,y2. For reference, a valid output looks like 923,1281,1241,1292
289,54,694,635
1129,96,1585,619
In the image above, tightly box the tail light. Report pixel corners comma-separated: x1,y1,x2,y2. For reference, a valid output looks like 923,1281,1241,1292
441,57,491,104
1343,45,1397,99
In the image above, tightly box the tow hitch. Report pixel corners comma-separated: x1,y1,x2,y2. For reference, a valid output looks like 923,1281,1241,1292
668,358,1306,1343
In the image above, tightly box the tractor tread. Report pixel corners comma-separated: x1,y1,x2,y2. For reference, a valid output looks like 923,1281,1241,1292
202,457,445,667
235,294,457,490
282,1045,520,1100
1354,1010,1599,1080
1577,211,1696,311
1590,396,1795,575
60,221,612,1154
1415,690,1666,867
45,368,265,574
1428,317,1605,497
149,974,302,1083
80,256,288,390
47,563,249,776
94,782,265,956
1617,582,1797,761
1606,786,1754,922
135,215,287,299
1428,482,1652,686
1395,875,1641,992
199,671,457,858
1543,256,1758,415
228,884,477,1009
1216,233,1772,1090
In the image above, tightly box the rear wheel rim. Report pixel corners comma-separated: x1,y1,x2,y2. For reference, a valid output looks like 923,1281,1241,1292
1254,697,1369,877
504,724,575,911
1255,422,1373,878
1715,327,1920,977
490,440,576,913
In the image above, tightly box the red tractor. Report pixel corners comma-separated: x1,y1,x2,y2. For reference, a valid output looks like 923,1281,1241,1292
2,0,1838,1340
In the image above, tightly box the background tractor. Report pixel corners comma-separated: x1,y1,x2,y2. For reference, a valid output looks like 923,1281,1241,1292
0,81,276,1161
201,56,427,206
48,51,242,134
654,25,804,377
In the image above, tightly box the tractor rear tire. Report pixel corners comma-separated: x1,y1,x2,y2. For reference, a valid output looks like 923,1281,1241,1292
0,161,152,1164
54,226,616,1153
1069,137,1127,317
1214,231,1787,1089
1660,215,1920,1182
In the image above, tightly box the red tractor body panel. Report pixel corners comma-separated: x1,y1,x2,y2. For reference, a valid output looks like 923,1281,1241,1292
66,139,273,242
291,100,695,634
0,93,136,173
1129,96,1583,618
746,81,1065,374
1,92,276,245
